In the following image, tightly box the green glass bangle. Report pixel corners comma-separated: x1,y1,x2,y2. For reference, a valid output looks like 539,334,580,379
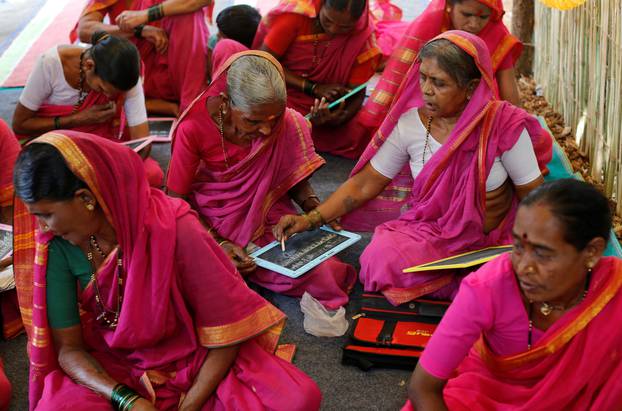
53,116,61,129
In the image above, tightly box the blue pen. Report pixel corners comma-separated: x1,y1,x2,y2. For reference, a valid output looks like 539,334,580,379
304,83,367,120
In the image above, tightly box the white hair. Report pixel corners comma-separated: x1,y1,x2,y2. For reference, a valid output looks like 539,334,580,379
226,55,287,112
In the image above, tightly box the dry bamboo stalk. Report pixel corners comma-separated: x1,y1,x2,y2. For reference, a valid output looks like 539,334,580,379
534,0,622,212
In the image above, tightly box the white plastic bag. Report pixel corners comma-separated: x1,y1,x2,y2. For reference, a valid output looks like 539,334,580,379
300,292,349,337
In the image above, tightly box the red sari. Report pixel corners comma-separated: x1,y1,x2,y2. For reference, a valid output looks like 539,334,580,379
403,254,622,410
342,31,551,304
13,131,321,410
168,51,356,310
253,0,381,158
72,0,208,111
349,0,522,157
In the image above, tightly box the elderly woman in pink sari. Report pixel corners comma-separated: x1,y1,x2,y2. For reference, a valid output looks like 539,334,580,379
12,130,321,410
350,0,523,158
406,179,622,410
253,0,381,159
274,31,552,305
166,51,356,310
74,0,209,116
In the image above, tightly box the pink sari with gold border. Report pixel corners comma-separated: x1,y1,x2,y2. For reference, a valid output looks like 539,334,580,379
402,254,622,410
13,131,321,410
169,51,356,309
71,0,208,111
253,0,381,158
344,31,551,304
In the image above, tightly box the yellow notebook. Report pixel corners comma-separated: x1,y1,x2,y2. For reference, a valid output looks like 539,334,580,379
403,245,513,273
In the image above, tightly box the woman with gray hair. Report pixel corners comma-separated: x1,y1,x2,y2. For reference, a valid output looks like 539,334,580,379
274,31,552,304
167,51,356,310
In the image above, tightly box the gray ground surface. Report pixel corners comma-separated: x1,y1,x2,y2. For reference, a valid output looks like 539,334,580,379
0,0,434,408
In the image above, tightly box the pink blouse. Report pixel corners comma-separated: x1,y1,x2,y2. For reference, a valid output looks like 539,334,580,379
167,100,250,195
419,258,545,379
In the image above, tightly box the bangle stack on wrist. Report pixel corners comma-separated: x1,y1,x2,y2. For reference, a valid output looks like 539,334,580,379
111,384,141,411
302,79,316,96
302,209,324,231
147,3,164,22
134,24,145,38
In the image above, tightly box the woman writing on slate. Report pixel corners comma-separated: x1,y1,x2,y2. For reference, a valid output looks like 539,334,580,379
166,51,356,310
253,0,381,158
274,31,552,305
406,179,622,410
12,131,322,410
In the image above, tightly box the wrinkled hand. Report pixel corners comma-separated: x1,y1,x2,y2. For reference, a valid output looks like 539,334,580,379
312,83,349,102
74,103,116,125
309,98,347,127
131,398,159,411
142,25,168,54
220,241,256,275
116,9,149,31
272,214,311,242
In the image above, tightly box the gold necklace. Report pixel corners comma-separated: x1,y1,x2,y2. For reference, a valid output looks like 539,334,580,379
527,269,591,349
88,235,123,329
422,115,433,165
218,106,230,169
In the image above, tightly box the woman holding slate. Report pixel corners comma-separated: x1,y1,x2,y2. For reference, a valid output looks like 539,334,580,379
166,51,356,310
274,31,552,305
253,0,381,158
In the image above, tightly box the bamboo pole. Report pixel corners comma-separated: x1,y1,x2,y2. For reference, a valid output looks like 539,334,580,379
534,0,622,211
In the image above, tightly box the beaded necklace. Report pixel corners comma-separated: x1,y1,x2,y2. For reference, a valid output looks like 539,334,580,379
88,235,123,329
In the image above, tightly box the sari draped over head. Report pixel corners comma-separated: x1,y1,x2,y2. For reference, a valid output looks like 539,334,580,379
346,31,551,304
415,254,622,410
252,0,381,114
359,0,521,131
71,0,208,111
12,131,309,410
169,51,355,309
0,120,19,208
172,51,326,247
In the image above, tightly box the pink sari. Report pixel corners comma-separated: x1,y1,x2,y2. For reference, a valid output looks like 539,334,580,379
253,0,381,158
19,91,163,187
403,254,622,410
169,51,356,309
0,119,19,208
360,0,521,130
72,0,208,111
0,120,23,340
13,131,321,410
343,31,552,304
346,0,522,158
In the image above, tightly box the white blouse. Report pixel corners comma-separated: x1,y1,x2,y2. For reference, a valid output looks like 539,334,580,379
19,46,147,127
370,108,541,191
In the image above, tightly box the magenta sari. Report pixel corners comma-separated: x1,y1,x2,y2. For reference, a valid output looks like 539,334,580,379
168,51,356,309
403,254,622,410
18,91,163,187
72,0,208,111
253,0,381,158
343,31,552,304
13,131,321,410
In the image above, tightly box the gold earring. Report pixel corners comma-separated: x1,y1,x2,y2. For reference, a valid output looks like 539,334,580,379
86,203,95,211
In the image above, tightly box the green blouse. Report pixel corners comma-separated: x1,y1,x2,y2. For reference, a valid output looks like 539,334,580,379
46,237,92,328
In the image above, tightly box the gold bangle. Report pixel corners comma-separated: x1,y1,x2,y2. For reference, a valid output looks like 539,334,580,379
218,239,230,247
305,209,324,230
